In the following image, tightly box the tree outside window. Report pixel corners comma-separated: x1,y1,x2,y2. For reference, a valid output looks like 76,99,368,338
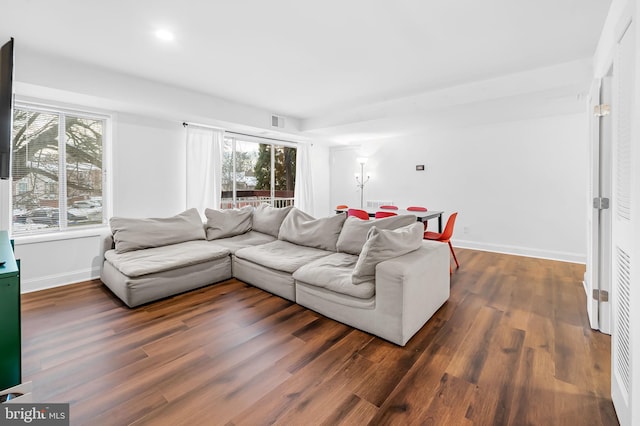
11,106,106,235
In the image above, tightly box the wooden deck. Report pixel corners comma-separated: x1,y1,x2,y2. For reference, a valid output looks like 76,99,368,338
20,248,618,425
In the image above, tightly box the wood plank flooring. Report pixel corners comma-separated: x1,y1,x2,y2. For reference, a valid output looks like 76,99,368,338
20,248,618,425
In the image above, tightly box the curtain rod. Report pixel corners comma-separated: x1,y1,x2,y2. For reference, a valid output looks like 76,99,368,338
182,121,303,145
182,121,223,131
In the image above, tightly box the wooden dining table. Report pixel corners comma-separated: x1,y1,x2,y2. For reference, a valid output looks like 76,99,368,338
335,208,444,233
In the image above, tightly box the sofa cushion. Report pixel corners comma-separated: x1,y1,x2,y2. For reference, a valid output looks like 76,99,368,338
110,208,206,254
208,231,276,254
204,206,253,240
293,253,374,299
278,208,346,251
252,204,293,237
235,240,332,273
336,214,417,255
352,222,424,284
105,240,230,278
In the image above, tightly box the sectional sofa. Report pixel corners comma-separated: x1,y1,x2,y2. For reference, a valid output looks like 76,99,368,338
100,204,450,346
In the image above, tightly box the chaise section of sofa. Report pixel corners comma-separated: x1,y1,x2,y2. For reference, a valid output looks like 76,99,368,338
101,208,233,307
294,240,450,346
102,241,232,308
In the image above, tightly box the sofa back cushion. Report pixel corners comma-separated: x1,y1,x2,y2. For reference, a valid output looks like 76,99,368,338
279,208,346,251
336,214,417,255
352,222,424,284
110,208,205,254
252,203,293,237
204,206,253,240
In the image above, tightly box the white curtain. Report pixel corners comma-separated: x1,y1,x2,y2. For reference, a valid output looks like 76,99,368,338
294,143,314,214
186,126,223,215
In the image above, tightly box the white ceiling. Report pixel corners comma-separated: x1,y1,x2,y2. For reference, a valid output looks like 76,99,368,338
1,0,611,130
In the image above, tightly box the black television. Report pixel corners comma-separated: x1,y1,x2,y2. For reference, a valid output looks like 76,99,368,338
0,38,14,180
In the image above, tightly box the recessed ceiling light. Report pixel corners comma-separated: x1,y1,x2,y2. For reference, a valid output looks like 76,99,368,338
155,29,174,41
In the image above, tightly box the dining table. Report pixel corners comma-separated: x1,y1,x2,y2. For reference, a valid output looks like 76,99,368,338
335,208,444,233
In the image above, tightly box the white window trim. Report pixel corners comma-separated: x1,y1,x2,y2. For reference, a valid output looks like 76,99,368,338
5,99,114,241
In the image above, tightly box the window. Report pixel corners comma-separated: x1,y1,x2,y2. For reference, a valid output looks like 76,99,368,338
221,137,296,208
11,104,108,235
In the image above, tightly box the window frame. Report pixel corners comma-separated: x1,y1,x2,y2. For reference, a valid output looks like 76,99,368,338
10,100,112,238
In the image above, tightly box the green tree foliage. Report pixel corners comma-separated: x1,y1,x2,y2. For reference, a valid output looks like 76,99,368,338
255,144,296,191
254,144,271,190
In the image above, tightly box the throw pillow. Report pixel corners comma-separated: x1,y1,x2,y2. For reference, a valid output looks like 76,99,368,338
204,206,253,240
336,214,417,255
252,203,293,237
110,208,205,254
352,222,424,284
278,207,347,251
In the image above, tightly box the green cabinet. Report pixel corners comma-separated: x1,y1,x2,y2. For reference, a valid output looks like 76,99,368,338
0,230,20,390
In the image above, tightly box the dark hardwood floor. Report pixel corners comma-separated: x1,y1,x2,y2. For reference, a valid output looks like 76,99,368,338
20,248,618,425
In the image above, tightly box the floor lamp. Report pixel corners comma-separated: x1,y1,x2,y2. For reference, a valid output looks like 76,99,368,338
355,157,370,209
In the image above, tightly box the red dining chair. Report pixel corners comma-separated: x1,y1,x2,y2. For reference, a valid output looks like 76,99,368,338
424,212,459,270
347,208,370,220
375,211,397,219
380,205,398,210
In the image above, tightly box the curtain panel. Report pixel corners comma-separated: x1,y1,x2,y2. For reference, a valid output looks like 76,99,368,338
185,126,223,216
294,143,314,215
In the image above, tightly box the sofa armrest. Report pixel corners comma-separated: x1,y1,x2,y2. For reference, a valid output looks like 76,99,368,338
375,240,450,345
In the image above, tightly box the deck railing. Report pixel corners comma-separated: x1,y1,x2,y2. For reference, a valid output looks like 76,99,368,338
219,197,295,209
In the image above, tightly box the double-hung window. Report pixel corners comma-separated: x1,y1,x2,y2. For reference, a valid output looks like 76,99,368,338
11,103,108,235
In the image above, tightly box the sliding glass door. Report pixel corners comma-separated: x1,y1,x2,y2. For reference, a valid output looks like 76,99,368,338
221,137,295,208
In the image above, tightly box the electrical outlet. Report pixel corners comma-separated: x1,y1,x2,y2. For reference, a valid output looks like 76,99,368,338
463,226,470,234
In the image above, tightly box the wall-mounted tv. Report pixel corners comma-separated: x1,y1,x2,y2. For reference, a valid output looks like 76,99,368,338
0,38,14,180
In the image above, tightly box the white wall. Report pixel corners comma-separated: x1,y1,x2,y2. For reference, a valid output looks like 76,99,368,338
113,114,187,217
8,48,331,293
14,232,106,293
331,113,588,262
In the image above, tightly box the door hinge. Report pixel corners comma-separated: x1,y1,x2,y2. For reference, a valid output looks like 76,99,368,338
592,289,609,302
593,197,610,210
593,104,611,117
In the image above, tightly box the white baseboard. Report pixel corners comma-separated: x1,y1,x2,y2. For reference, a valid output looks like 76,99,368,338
21,267,101,293
453,239,586,264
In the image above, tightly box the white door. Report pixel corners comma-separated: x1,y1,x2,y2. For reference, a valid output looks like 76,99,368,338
599,71,614,335
586,72,613,335
610,12,634,426
585,78,602,330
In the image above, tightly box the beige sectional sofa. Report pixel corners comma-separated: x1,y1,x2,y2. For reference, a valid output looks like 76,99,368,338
101,204,450,346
